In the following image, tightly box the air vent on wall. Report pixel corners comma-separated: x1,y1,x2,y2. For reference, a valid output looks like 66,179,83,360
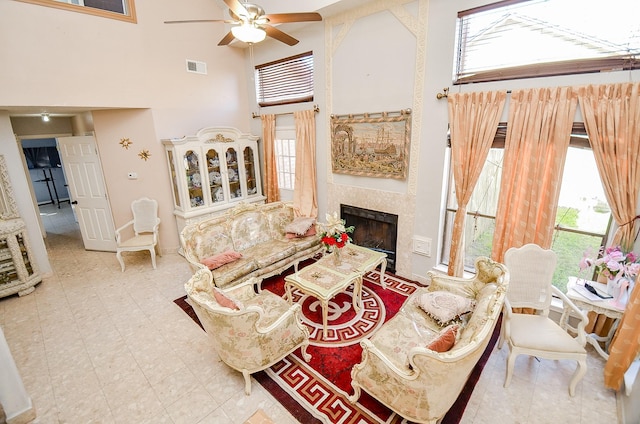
186,59,207,75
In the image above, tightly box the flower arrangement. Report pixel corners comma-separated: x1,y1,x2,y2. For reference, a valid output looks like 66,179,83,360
319,212,355,252
580,245,640,281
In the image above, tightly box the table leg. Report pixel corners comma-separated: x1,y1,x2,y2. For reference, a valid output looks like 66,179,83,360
352,277,362,312
321,299,329,339
379,258,387,289
285,283,293,305
587,333,610,360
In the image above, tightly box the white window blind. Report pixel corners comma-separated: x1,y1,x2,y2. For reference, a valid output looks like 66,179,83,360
455,0,640,84
255,51,314,107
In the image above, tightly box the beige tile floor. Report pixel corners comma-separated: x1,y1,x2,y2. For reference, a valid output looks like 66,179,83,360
0,203,620,423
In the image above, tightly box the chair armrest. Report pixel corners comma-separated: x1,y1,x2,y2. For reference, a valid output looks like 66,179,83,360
551,285,589,346
115,220,134,242
258,303,303,333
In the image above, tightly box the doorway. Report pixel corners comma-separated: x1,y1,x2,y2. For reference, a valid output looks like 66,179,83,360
22,138,70,208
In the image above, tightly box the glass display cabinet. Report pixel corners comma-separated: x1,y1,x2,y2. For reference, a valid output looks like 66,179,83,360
163,127,265,233
0,155,41,298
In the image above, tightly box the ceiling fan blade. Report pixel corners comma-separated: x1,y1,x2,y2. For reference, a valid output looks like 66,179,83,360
218,31,236,46
263,25,299,46
224,0,249,19
264,12,322,24
164,19,231,24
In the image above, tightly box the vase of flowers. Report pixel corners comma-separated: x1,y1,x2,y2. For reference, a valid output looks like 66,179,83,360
580,245,640,306
319,212,355,265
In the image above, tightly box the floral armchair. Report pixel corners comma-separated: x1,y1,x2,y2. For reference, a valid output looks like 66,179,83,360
349,257,509,424
184,270,311,395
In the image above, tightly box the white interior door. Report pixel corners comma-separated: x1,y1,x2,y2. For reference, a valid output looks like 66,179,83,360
57,136,117,252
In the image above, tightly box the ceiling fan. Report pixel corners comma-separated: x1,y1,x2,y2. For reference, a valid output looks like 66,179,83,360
164,0,322,46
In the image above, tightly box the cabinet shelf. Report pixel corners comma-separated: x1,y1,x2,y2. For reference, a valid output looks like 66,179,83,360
163,126,266,235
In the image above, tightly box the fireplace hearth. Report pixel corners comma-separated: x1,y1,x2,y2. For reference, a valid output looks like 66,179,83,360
340,204,398,274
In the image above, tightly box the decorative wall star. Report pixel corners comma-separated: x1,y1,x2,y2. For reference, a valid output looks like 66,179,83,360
119,138,132,149
138,150,151,161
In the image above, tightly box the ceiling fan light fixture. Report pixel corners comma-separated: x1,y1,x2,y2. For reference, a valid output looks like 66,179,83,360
231,23,266,44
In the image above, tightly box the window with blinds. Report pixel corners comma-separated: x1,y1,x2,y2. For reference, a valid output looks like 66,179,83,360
15,0,135,22
454,0,640,84
255,51,314,107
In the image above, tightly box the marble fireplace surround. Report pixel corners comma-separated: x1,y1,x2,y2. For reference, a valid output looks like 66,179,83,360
328,183,415,279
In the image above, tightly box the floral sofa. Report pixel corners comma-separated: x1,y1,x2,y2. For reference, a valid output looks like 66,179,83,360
180,201,323,290
185,270,311,395
349,257,509,424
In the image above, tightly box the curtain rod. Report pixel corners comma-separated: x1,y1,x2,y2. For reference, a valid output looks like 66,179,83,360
436,87,513,99
252,104,320,119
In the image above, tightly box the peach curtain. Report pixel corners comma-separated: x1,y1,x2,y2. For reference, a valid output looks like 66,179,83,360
491,87,578,262
293,110,318,218
447,90,507,276
578,83,640,251
261,114,279,203
578,82,640,391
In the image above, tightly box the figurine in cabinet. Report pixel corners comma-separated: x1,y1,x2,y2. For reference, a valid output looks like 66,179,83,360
209,171,222,185
213,187,224,202
191,173,202,188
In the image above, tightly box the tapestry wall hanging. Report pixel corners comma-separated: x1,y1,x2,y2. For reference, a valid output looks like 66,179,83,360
330,109,411,180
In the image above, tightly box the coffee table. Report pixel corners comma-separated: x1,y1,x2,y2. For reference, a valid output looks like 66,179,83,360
284,244,387,339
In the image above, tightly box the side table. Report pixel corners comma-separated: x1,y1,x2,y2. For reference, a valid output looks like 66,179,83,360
566,276,624,359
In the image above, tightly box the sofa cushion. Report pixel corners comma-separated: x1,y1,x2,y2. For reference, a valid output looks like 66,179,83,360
286,225,317,239
213,287,243,310
243,240,297,268
228,211,272,251
286,232,320,253
285,217,316,236
185,224,234,262
201,251,242,270
427,324,459,352
242,290,292,327
415,291,476,326
370,312,438,370
211,257,258,289
263,203,295,240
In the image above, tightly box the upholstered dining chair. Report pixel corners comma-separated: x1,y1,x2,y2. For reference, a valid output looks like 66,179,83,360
184,270,311,395
115,197,161,272
500,243,589,396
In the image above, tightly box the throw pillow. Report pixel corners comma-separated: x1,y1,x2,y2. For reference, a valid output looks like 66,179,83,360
427,324,459,352
285,225,317,239
200,251,242,270
415,291,476,326
284,217,316,236
212,287,242,310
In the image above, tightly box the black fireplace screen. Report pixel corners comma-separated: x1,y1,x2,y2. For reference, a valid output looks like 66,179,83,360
340,204,398,274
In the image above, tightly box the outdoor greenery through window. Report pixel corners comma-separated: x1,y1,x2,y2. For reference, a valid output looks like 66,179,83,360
454,0,640,84
16,0,136,22
255,52,314,107
441,128,612,293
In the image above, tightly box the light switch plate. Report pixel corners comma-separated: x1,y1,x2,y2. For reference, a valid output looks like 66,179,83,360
413,236,432,257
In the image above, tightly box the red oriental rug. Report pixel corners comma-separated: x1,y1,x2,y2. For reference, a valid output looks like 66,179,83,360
174,268,500,424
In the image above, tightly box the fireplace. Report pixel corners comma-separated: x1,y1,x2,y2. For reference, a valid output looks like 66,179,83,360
340,204,398,274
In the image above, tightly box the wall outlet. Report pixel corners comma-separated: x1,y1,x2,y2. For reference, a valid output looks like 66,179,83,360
127,172,138,180
413,236,432,257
